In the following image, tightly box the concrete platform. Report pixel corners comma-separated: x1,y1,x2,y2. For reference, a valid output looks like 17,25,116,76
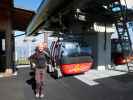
0,66,133,100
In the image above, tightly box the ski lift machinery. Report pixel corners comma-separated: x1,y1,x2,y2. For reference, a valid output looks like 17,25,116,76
110,0,133,70
26,0,133,71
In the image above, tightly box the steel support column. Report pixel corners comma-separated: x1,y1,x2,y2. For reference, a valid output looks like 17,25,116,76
5,13,12,69
44,32,48,43
11,34,15,71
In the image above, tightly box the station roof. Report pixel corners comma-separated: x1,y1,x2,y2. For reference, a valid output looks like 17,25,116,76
0,0,35,32
12,8,35,31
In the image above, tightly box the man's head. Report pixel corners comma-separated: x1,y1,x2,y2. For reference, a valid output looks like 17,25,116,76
36,42,48,52
37,42,45,52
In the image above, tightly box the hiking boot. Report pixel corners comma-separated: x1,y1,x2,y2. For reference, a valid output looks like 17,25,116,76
40,94,44,98
35,93,39,98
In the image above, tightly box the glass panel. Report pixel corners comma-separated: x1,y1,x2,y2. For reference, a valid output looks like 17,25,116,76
61,41,92,57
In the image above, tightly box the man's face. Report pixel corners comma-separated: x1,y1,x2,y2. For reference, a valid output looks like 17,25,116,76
37,44,44,52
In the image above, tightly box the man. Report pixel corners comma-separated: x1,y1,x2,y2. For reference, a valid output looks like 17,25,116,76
31,42,50,98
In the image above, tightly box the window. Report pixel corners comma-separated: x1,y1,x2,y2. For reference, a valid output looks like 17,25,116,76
61,41,92,57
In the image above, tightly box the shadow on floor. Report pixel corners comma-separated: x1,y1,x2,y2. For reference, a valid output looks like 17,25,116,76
26,71,36,94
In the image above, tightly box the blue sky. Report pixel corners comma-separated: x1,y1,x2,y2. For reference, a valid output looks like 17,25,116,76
14,0,43,11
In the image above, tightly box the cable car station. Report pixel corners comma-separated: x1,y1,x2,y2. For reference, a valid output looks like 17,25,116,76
1,0,133,100
0,0,133,76
26,0,133,76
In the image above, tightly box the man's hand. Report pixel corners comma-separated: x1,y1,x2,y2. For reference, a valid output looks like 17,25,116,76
32,63,36,68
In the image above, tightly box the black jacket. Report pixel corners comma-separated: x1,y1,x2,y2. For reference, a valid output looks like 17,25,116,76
31,49,50,68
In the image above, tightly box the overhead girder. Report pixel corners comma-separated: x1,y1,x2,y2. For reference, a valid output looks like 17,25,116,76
26,0,133,35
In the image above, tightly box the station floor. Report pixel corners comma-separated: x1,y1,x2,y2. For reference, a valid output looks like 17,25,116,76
0,65,133,100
